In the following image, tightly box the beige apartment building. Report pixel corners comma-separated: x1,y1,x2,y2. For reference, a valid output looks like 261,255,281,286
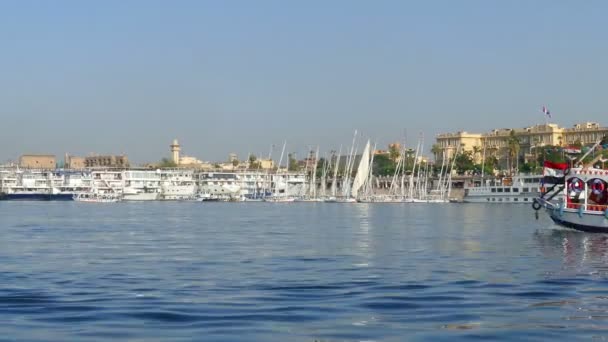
435,122,608,168
84,155,130,168
64,155,86,169
19,155,56,169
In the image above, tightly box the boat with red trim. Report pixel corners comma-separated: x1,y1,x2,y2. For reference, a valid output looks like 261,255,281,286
533,140,608,233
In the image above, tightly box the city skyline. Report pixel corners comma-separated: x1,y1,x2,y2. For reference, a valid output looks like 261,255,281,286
1,1,607,163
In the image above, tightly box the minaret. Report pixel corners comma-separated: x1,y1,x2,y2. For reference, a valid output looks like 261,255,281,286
171,139,181,165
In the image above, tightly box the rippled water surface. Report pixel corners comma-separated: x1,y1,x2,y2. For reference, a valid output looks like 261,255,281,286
2,202,608,341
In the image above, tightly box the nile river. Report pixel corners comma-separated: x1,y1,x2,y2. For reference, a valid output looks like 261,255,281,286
1,202,608,341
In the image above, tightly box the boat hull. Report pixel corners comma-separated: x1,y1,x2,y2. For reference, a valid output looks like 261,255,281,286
0,193,74,201
123,193,159,201
463,194,537,204
547,207,608,233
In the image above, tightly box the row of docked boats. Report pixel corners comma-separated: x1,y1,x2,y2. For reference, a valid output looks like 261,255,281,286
0,168,308,202
0,136,454,203
0,165,451,204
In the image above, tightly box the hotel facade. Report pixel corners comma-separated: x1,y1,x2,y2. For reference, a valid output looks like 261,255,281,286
434,122,608,168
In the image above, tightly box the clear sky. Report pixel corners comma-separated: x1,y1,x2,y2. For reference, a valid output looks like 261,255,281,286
1,0,606,164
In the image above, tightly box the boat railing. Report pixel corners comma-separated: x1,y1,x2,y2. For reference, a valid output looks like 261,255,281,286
566,202,608,212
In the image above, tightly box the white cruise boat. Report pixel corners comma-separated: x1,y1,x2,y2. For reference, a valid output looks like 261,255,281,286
463,174,542,204
160,169,197,200
122,170,161,201
0,170,71,200
51,170,93,196
196,172,242,200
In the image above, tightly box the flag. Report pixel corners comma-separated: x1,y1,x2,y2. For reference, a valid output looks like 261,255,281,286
542,105,551,118
563,147,581,154
542,160,567,184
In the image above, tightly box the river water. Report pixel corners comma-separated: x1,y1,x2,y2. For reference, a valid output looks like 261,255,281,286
1,202,608,341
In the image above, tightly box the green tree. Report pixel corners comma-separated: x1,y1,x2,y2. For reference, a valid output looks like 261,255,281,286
537,145,565,164
402,148,416,173
372,154,396,176
519,162,533,173
249,155,261,169
158,158,177,168
315,157,327,178
454,150,475,175
288,153,299,171
507,130,520,174
472,145,482,163
431,144,442,163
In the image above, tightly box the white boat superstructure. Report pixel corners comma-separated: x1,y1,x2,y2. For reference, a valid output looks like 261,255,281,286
160,169,196,200
196,171,242,201
464,174,542,204
92,170,124,194
122,170,161,201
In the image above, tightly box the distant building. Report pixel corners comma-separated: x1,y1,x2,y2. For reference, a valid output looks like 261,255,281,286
171,139,181,164
253,159,275,170
179,156,206,166
563,122,608,146
169,139,207,167
435,122,608,169
65,154,86,169
19,155,56,169
85,155,129,168
388,142,402,151
434,131,484,164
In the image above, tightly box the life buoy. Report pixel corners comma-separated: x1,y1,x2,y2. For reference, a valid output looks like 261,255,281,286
591,179,605,195
568,178,584,193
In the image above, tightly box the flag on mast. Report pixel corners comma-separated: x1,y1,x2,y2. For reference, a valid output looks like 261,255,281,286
542,105,551,118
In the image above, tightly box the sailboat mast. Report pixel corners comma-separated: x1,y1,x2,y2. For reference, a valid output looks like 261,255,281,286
331,146,342,197
366,142,377,198
409,139,421,200
343,130,358,197
275,141,286,196
311,146,319,198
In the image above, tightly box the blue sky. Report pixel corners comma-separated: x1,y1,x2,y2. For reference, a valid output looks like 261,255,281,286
0,0,606,163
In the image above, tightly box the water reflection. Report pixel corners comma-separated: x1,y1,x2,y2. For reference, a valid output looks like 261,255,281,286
534,229,608,275
354,203,372,266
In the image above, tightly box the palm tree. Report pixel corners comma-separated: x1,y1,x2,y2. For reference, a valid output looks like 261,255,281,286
472,145,482,164
507,130,520,175
431,144,442,163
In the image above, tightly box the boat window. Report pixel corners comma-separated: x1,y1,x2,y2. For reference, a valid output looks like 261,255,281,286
487,198,490,201
497,188,503,193
513,188,519,192
499,198,503,201
524,198,528,201
514,198,519,201
492,198,496,201
491,188,496,193
523,188,529,192
505,188,511,193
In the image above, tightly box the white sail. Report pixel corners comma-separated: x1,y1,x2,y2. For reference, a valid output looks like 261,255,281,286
351,140,371,198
